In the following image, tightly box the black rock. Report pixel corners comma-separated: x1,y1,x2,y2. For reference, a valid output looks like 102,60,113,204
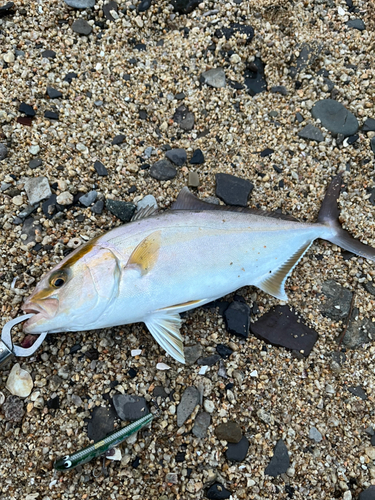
347,134,359,145
103,0,118,21
44,110,59,120
371,137,375,155
348,385,367,400
87,405,117,441
0,2,14,17
215,173,253,207
346,19,365,31
298,123,324,142
94,160,108,176
197,355,220,366
113,393,150,421
271,85,288,95
364,281,375,296
91,199,104,214
17,204,38,220
106,199,136,222
311,99,359,136
359,486,375,500
173,105,195,131
206,483,231,500
165,148,187,166
362,118,375,132
171,0,200,14
127,367,137,378
112,134,125,145
244,57,267,96
139,109,148,119
265,439,290,477
64,72,78,83
319,280,353,319
42,49,56,58
85,347,99,360
215,23,254,45
19,103,35,117
21,217,42,244
46,396,60,410
190,149,204,164
226,436,249,462
29,158,42,169
72,19,92,35
46,87,62,99
251,305,318,357
153,386,168,398
150,159,177,181
260,148,274,157
223,300,251,339
137,0,151,12
216,344,233,359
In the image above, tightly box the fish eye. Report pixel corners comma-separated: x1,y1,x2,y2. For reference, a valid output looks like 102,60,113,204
50,271,68,289
53,278,65,288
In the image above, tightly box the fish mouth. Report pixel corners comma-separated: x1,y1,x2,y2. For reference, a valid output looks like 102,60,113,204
21,299,59,331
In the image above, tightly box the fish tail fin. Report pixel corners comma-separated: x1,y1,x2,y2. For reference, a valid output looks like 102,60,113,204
317,175,375,262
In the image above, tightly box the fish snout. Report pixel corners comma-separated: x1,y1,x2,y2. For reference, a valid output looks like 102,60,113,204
22,298,59,331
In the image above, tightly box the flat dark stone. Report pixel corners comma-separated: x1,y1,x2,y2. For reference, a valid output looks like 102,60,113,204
192,412,211,439
94,160,108,176
343,312,375,348
87,405,117,441
215,173,253,207
371,137,375,155
250,305,318,357
298,123,324,142
319,280,353,319
359,486,375,500
106,199,136,222
346,19,365,31
135,44,147,52
64,72,78,83
150,159,177,181
46,87,62,99
29,158,42,169
171,0,200,14
260,148,274,157
165,148,187,166
271,85,288,95
173,105,195,131
177,386,200,427
112,134,125,145
139,109,148,119
103,0,118,20
215,421,242,443
265,439,290,477
216,344,233,359
137,0,152,12
311,99,359,136
348,385,367,400
206,483,231,500
175,92,186,100
364,281,375,296
113,393,150,421
197,355,220,366
190,148,204,164
41,49,56,58
0,2,14,16
17,116,33,126
226,436,249,462
64,0,95,7
19,103,35,116
347,134,359,145
244,57,267,96
184,344,203,365
362,118,375,132
214,23,254,44
44,110,59,120
72,18,92,35
91,199,104,214
223,300,251,339
153,386,168,398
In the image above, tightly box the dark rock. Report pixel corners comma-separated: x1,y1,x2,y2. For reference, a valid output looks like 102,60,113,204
215,421,242,443
171,0,200,14
364,281,375,296
348,385,367,400
41,49,56,58
244,57,267,96
42,194,63,219
251,305,318,357
192,412,211,438
70,344,81,354
87,405,117,441
177,386,200,427
64,72,78,83
150,159,177,181
359,486,375,500
343,312,375,348
94,160,108,176
197,355,220,366
226,436,249,462
175,450,186,462
271,86,288,95
113,393,150,421
265,439,290,477
0,143,7,161
311,99,359,136
298,123,324,142
0,2,14,16
153,386,168,398
216,344,233,359
319,280,353,319
184,344,203,365
79,190,97,207
44,110,59,120
175,92,185,100
17,204,38,220
223,300,251,339
173,105,195,131
21,217,42,244
189,149,204,164
215,23,254,44
139,109,148,118
362,118,375,132
206,483,231,500
19,103,35,116
103,0,118,20
72,19,92,35
47,396,60,409
91,199,104,214
127,367,137,378
46,87,62,99
3,396,24,422
64,0,95,7
17,116,33,126
347,134,359,145
137,0,151,12
165,148,187,166
260,148,274,157
371,137,375,155
346,19,365,31
85,347,99,360
106,199,136,222
29,158,42,169
215,173,253,207
112,134,125,145
132,456,140,468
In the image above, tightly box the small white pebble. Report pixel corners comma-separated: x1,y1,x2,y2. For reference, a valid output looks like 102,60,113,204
198,365,208,375
131,349,142,356
250,370,258,377
203,400,215,413
156,362,170,370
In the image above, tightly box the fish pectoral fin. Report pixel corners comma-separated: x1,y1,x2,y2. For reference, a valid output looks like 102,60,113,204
126,231,161,275
145,311,185,364
257,241,313,301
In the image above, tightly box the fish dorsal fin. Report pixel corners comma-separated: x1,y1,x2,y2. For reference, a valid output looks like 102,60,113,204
126,231,161,275
145,310,185,363
171,187,298,221
131,205,158,222
257,241,313,301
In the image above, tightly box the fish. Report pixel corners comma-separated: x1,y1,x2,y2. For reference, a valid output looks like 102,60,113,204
22,175,375,364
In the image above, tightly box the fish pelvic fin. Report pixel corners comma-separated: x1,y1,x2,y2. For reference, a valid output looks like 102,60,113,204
317,175,375,262
257,241,313,301
145,310,185,364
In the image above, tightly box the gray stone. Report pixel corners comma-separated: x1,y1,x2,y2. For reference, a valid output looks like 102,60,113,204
46,87,62,99
271,85,288,95
24,176,52,205
192,412,211,438
343,313,375,348
188,171,199,187
106,199,136,222
3,395,25,423
215,421,242,443
103,0,118,21
319,280,353,320
112,393,150,421
201,68,226,88
309,426,323,442
265,439,290,477
362,118,375,133
371,137,375,155
298,123,324,142
177,386,200,427
94,160,108,176
359,485,375,500
0,143,8,161
91,199,104,215
165,148,187,166
173,105,195,131
215,173,253,207
136,194,158,213
87,406,116,442
29,158,42,169
64,0,95,8
364,281,375,296
346,19,365,31
150,159,177,181
71,19,92,35
348,385,367,400
311,99,359,136
79,190,97,207
225,436,249,462
184,344,203,365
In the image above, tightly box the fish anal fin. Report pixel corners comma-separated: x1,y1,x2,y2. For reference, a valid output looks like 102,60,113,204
126,231,161,275
257,241,313,301
145,311,185,364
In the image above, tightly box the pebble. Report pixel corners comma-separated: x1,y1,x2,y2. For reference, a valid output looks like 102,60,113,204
206,483,231,500
46,87,62,99
19,103,35,117
298,123,324,142
72,18,93,35
311,99,359,136
215,22,254,44
244,57,267,96
200,68,226,88
177,386,200,426
24,176,52,205
106,199,136,222
189,149,204,164
319,280,353,319
3,395,25,423
41,49,56,59
3,51,14,63
346,19,365,31
192,412,211,438
216,344,233,359
29,158,42,169
94,160,108,176
136,194,158,213
137,0,152,12
359,486,375,500
203,400,215,413
64,0,95,8
173,105,195,131
56,191,74,205
91,199,104,214
251,305,318,357
76,142,88,153
215,173,253,207
348,385,367,400
309,426,323,442
165,148,187,166
0,143,7,161
6,363,33,398
112,134,125,145
171,0,200,15
197,355,220,366
113,393,149,421
371,138,375,155
215,421,242,443
188,171,199,187
87,405,117,442
29,145,40,155
223,299,251,339
184,344,203,365
103,1,118,21
270,85,288,95
265,439,290,477
362,118,375,132
44,110,59,120
79,190,97,207
149,159,177,181
225,436,249,462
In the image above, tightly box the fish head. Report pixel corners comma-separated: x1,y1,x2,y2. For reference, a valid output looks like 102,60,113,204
22,239,121,334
